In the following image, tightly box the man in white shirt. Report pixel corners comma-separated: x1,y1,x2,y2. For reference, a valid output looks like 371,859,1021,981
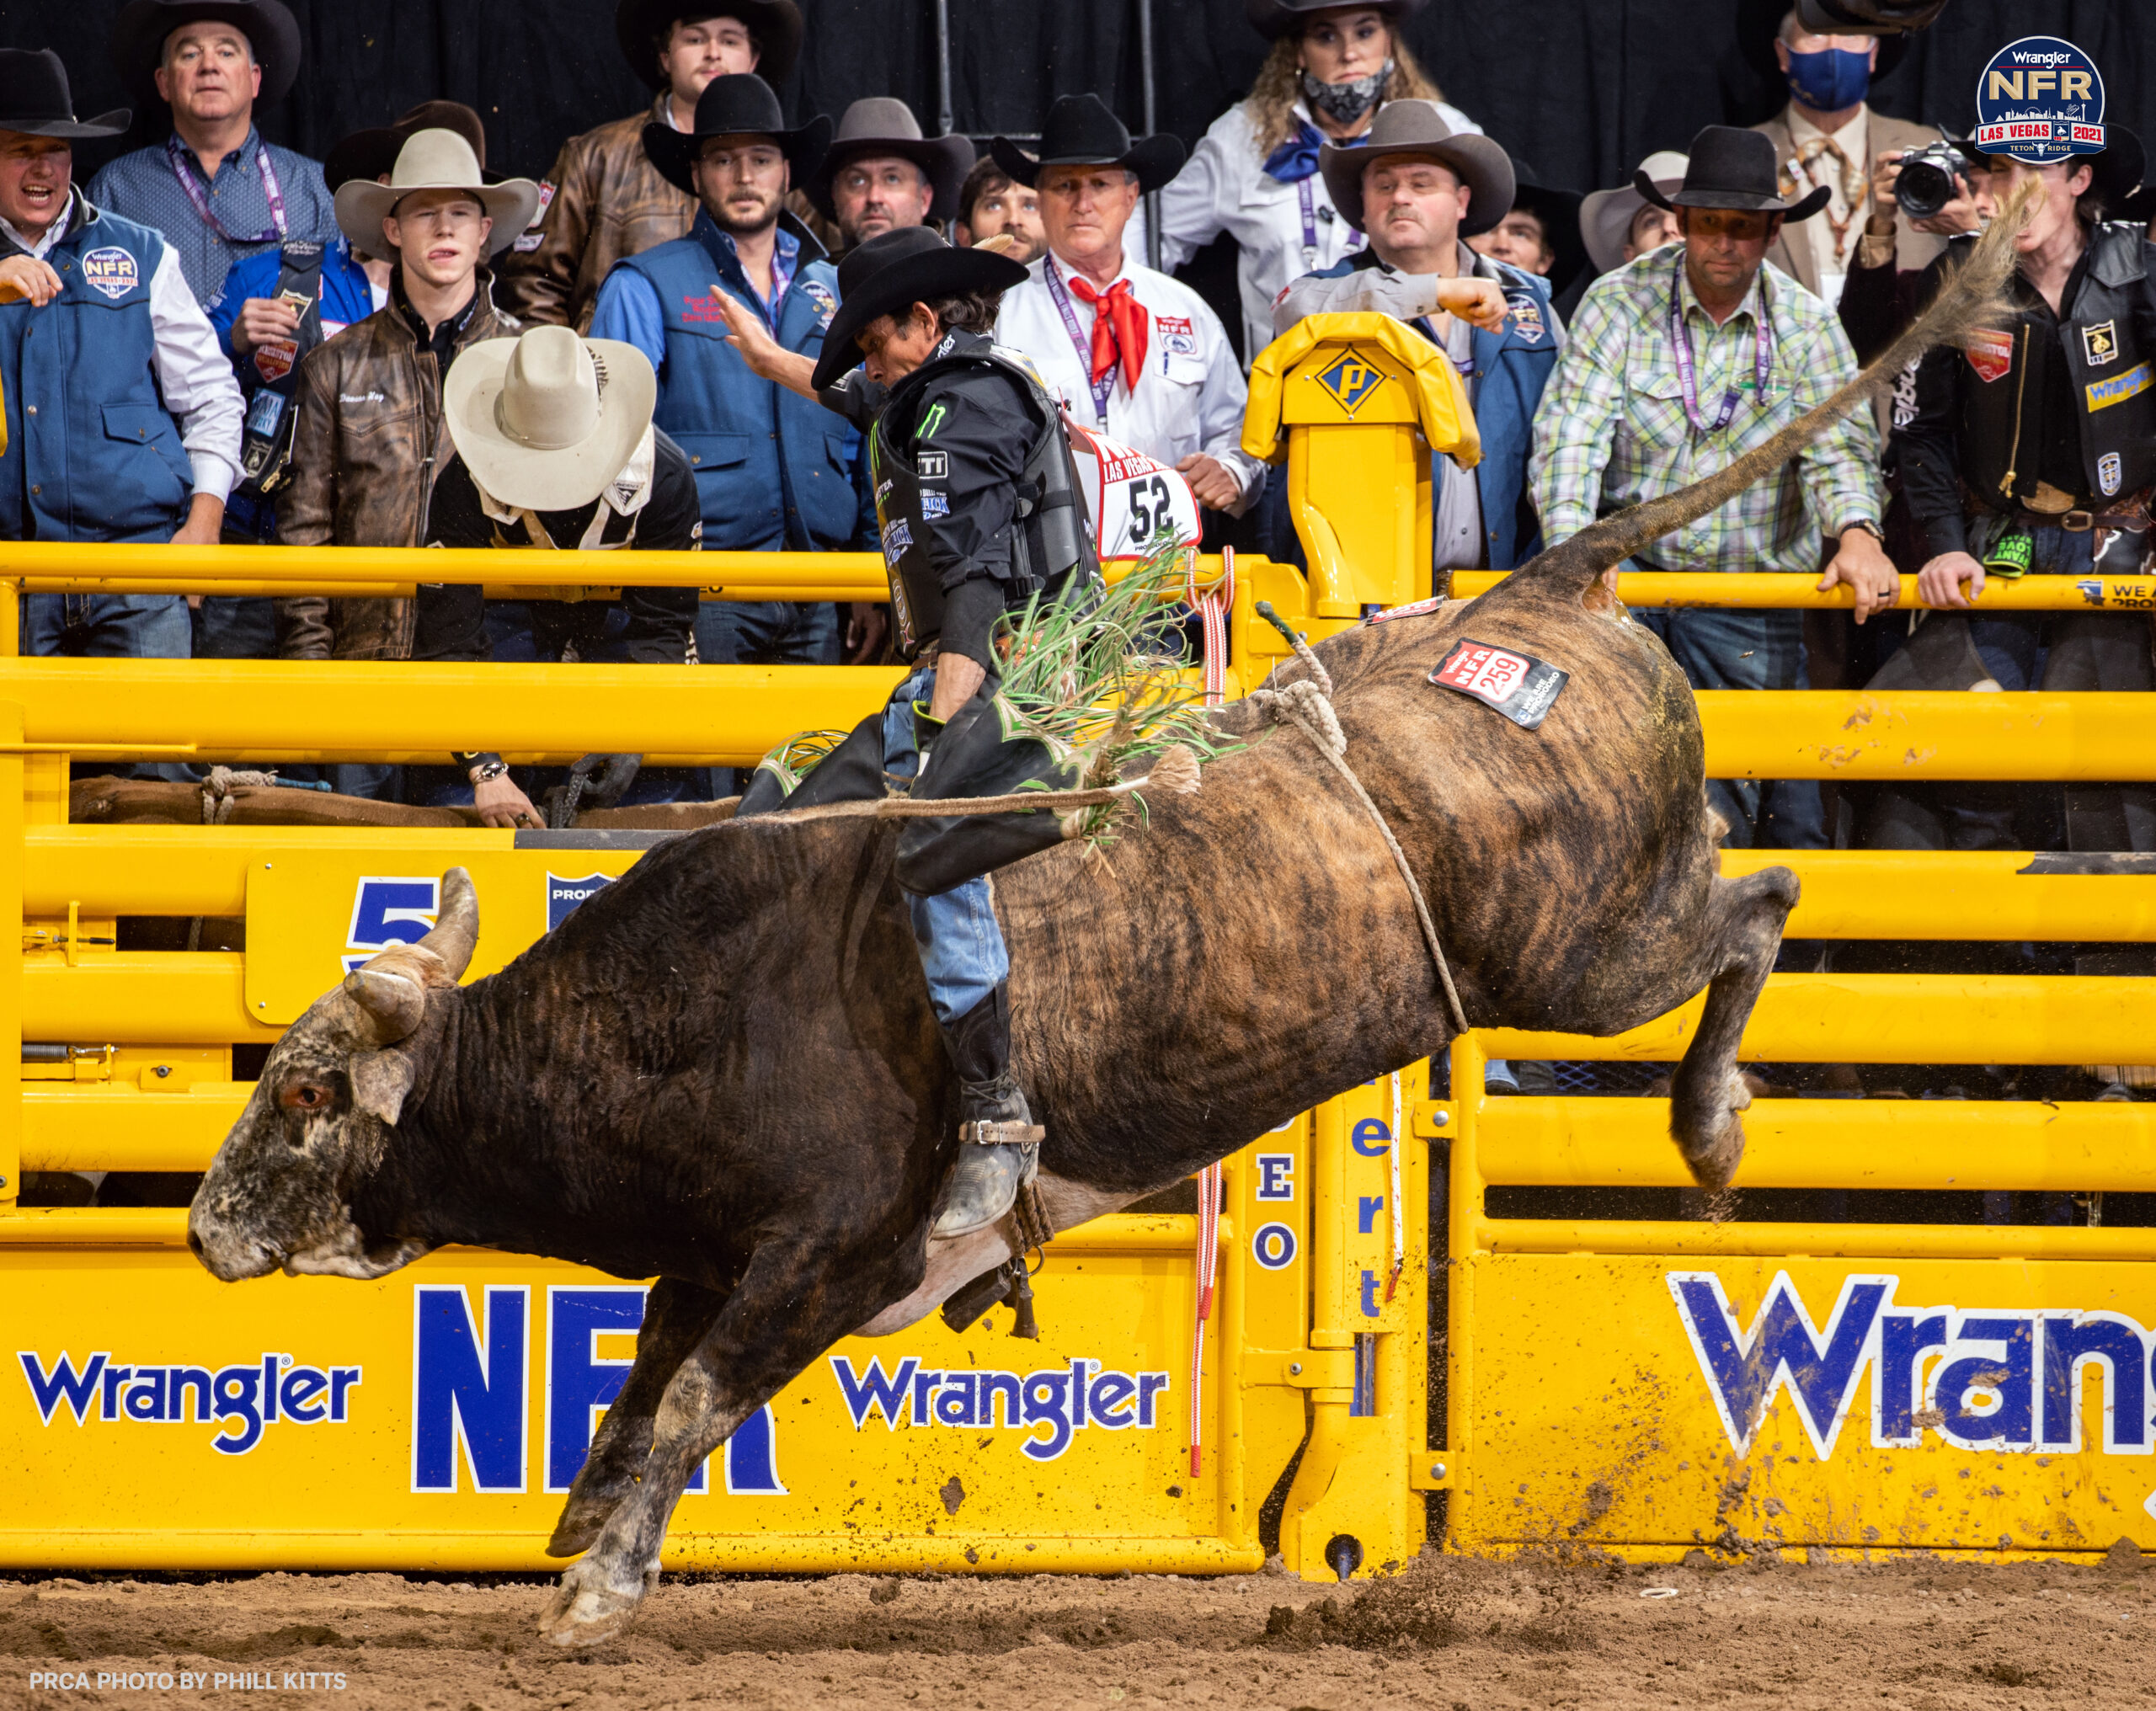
0,49,242,660
991,94,1265,518
1748,5,1941,306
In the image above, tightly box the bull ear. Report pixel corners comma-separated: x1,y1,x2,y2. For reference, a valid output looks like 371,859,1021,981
350,1049,417,1127
418,866,479,980
344,967,428,1044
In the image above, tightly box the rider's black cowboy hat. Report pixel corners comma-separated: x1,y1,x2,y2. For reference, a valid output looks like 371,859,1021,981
0,49,128,138
642,73,830,197
1243,0,1427,40
990,93,1186,195
109,0,303,106
810,225,1027,394
615,0,803,92
1638,125,1832,220
804,98,976,226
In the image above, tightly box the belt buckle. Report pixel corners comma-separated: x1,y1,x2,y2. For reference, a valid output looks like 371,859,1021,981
2063,510,2095,532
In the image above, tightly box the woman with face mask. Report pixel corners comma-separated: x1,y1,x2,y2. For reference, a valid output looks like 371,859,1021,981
1156,0,1476,367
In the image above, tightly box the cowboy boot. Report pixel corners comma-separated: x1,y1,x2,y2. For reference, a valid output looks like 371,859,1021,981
931,982,1043,1240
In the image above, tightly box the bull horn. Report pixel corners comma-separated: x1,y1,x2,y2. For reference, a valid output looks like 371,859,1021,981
417,866,480,979
341,967,429,1045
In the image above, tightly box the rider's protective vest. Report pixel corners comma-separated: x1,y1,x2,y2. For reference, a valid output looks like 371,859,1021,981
871,343,1099,657
1950,221,2156,510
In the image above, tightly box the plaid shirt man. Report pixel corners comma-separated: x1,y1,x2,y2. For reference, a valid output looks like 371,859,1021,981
1529,246,1883,570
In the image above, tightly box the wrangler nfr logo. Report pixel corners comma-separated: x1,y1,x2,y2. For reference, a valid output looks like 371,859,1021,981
1314,351,1387,417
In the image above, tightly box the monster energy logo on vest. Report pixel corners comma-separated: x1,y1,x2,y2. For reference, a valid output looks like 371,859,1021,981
870,344,1099,658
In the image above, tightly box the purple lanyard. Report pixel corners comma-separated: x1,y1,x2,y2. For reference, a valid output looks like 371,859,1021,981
1294,177,1362,269
1043,254,1114,426
1668,250,1772,434
167,135,287,245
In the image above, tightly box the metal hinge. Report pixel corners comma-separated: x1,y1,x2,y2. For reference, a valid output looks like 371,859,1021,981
1409,1454,1467,1491
1250,1348,1357,1389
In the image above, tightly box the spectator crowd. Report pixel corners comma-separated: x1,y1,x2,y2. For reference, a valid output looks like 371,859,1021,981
1,0,2151,891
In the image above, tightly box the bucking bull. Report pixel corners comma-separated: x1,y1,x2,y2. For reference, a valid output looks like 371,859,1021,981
188,211,2017,1646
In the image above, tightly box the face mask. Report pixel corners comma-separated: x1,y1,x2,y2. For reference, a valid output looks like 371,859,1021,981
1302,60,1392,127
1785,45,1870,112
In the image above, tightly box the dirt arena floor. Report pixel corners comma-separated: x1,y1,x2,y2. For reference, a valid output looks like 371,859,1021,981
3,1547,2153,1709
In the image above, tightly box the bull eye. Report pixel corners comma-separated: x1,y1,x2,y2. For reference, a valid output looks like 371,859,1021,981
280,1082,331,1113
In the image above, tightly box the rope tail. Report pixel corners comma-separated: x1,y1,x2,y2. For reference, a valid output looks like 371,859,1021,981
1520,181,2037,601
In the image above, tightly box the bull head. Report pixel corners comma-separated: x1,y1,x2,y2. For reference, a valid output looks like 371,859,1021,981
188,867,480,1283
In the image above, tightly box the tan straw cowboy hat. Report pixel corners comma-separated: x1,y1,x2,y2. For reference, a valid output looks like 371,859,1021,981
442,327,659,512
334,128,542,259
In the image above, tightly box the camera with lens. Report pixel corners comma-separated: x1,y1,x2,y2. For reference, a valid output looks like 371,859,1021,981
1893,141,1970,221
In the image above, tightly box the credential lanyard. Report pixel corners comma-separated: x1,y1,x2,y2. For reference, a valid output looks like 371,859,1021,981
1668,250,1772,434
167,135,288,245
1043,254,1114,426
1294,177,1363,269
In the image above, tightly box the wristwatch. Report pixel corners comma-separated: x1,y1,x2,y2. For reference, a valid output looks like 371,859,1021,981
467,758,509,785
1841,518,1886,544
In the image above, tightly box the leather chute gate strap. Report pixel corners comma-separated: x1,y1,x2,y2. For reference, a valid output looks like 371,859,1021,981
1241,310,1482,470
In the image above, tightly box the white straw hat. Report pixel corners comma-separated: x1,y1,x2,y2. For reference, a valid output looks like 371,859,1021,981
442,328,659,512
334,128,542,259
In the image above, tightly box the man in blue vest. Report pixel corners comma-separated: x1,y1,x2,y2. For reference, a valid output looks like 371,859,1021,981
1272,101,1557,575
0,49,242,662
590,74,874,744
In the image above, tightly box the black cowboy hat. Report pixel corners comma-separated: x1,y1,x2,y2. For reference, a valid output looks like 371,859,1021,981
1502,155,1588,294
1732,0,1909,87
1640,125,1831,219
1243,0,1427,40
614,0,803,93
0,49,128,138
804,98,976,225
109,0,302,106
322,100,500,194
990,93,1186,195
642,73,830,196
810,225,1027,394
1320,99,1514,237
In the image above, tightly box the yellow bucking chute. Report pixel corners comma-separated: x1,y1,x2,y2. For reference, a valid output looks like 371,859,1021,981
1241,312,1481,621
1242,310,1481,469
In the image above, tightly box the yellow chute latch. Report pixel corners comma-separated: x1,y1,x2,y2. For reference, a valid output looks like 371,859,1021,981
1242,311,1481,471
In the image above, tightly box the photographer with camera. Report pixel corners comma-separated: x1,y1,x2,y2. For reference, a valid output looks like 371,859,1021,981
1835,139,1988,364
1747,5,1946,308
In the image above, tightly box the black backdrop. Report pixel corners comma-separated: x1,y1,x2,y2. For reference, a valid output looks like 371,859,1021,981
8,0,2151,277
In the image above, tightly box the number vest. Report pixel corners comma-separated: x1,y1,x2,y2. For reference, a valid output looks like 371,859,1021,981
871,344,1101,658
1951,222,2156,510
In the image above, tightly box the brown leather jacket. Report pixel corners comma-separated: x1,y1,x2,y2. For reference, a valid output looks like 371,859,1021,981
493,95,695,332
274,271,519,659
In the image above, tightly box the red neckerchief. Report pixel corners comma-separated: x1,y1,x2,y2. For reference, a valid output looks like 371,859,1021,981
1065,272,1149,394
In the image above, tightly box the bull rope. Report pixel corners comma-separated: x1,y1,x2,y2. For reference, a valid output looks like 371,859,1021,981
1185,550,1235,1479
1249,603,1472,1039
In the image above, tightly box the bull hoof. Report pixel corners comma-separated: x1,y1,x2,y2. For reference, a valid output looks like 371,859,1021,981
537,1556,655,1649
546,1486,631,1559
1682,1115,1747,1193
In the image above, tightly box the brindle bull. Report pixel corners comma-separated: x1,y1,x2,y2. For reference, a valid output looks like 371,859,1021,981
186,219,2017,1648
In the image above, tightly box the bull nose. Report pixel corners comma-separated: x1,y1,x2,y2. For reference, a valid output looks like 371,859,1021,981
186,1228,204,1259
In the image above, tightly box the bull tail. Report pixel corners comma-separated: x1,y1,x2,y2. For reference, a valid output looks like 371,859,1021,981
1524,181,2035,599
